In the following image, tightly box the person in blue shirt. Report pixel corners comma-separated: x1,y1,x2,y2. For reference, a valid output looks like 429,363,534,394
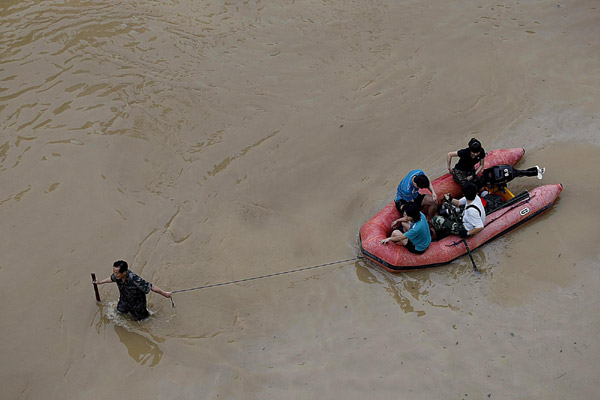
380,203,431,254
395,169,438,221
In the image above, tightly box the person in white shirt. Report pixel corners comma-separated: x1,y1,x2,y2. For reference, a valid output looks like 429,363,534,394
431,182,486,239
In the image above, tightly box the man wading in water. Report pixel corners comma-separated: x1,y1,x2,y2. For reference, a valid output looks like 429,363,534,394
93,260,172,320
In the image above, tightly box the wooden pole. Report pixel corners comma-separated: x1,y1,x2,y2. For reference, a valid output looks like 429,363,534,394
91,273,101,302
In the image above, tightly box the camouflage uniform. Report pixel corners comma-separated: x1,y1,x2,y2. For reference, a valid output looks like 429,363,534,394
111,271,152,320
452,168,481,188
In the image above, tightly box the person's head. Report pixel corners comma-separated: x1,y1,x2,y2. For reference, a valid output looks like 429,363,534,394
113,260,128,278
468,138,482,155
398,202,407,215
404,203,422,222
462,182,478,201
413,174,430,189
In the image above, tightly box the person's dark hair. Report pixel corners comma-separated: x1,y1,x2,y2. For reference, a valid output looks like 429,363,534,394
398,202,406,215
462,182,478,201
404,203,421,221
113,260,128,273
413,174,430,189
468,138,482,153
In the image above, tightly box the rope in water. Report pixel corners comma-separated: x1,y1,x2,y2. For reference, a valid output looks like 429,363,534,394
171,256,364,296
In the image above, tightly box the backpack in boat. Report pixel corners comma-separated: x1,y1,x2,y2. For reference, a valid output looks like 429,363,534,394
483,193,503,213
433,202,466,239
438,202,462,223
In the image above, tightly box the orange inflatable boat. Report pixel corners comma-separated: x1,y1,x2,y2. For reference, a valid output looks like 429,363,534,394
359,148,563,271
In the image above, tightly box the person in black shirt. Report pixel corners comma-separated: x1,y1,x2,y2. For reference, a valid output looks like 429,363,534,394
446,138,486,187
93,260,172,320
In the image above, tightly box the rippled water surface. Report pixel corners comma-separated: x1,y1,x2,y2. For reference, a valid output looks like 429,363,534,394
1,0,599,398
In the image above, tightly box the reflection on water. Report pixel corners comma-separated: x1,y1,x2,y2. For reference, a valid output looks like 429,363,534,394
93,302,164,367
356,259,474,315
355,258,491,317
114,324,163,367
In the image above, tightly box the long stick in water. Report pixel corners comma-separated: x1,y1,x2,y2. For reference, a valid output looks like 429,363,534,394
461,235,480,275
91,273,101,302
449,202,480,274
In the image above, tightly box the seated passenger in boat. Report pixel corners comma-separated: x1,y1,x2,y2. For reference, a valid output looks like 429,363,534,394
431,182,486,239
446,138,486,188
394,169,438,221
380,203,431,254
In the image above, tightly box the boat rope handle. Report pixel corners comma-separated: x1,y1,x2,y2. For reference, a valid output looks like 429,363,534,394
487,193,535,224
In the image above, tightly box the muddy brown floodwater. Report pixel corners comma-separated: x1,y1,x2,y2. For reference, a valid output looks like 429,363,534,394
1,0,599,399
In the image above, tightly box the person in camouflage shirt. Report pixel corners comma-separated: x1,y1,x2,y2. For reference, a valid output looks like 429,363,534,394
93,260,172,320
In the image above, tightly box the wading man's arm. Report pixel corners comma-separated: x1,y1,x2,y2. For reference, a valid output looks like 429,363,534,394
151,285,172,298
